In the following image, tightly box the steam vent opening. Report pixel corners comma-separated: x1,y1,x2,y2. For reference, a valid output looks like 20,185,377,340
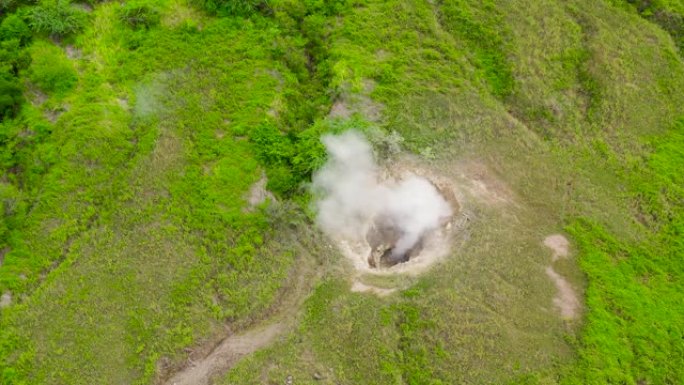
366,217,425,268
365,182,456,269
313,130,462,275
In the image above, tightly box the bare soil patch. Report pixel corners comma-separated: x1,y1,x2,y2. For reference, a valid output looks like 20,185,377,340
245,174,274,211
543,234,580,319
165,323,285,385
329,157,475,281
65,45,82,59
350,280,396,296
544,234,569,261
0,292,11,309
545,266,580,319
25,84,47,107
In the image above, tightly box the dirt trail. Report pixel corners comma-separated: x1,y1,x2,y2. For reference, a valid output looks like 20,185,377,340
162,226,323,385
165,323,286,385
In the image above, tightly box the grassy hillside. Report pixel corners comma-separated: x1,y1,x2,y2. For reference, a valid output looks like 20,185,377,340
0,0,682,384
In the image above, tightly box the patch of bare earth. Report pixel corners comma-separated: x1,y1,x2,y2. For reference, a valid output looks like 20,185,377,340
244,174,274,211
65,45,82,59
25,84,47,107
0,292,11,309
164,323,285,385
543,234,580,320
350,281,396,296
544,234,569,261
545,267,580,319
72,2,92,12
118,97,129,110
334,160,462,278
44,105,69,123
328,79,384,122
336,156,520,296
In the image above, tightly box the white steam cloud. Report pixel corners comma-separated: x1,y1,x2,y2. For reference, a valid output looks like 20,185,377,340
313,131,452,264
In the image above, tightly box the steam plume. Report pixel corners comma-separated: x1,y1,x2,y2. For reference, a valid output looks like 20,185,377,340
313,131,452,264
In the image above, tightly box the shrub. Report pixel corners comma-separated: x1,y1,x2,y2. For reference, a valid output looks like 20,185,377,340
0,0,16,12
0,75,23,119
29,0,88,37
0,39,32,75
118,3,160,30
194,0,271,17
0,15,31,45
27,41,77,95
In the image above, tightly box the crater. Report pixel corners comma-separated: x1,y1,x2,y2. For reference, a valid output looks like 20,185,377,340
366,213,420,268
365,181,457,269
313,131,466,279
331,171,462,276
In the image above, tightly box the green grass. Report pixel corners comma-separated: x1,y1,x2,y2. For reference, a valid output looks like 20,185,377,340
1,3,302,383
562,121,684,384
223,0,684,384
0,0,683,384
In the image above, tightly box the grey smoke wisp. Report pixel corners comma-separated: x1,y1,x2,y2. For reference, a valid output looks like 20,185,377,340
312,131,452,264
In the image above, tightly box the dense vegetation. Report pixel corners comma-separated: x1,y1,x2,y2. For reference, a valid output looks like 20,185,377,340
0,0,682,384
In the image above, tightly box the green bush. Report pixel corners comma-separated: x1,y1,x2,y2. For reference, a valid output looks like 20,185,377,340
27,41,77,95
0,0,17,12
194,0,271,17
118,3,160,30
0,182,24,244
0,15,31,45
29,0,88,37
0,75,22,119
0,39,32,75
0,13,31,120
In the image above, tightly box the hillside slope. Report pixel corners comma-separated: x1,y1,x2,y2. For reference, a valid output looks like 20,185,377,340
0,0,683,384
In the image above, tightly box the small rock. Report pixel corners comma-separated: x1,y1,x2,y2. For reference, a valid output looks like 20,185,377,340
313,372,324,380
285,375,293,385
